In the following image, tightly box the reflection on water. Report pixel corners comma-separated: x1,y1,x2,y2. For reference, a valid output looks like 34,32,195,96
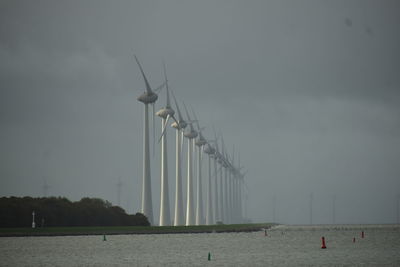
1,225,400,266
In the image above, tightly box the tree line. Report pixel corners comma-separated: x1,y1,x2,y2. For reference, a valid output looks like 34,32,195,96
0,196,150,227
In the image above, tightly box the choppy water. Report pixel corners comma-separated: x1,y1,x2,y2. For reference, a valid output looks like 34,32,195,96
1,224,400,266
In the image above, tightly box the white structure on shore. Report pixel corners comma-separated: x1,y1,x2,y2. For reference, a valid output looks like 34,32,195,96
183,103,197,225
156,64,177,226
135,55,161,225
170,91,187,226
204,142,215,225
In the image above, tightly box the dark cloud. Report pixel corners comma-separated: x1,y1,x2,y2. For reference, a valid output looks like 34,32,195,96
1,0,399,224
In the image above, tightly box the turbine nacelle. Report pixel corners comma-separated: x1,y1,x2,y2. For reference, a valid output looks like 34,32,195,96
184,128,198,139
171,120,187,130
156,107,175,119
195,136,207,147
137,90,158,104
204,143,215,155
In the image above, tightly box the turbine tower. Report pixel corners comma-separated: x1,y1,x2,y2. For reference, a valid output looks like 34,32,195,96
191,108,207,225
183,103,197,225
156,63,178,226
135,55,160,225
170,90,187,226
216,138,224,223
212,130,221,223
204,141,215,225
221,135,229,223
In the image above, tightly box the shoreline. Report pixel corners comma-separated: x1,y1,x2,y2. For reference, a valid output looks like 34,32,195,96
0,223,274,237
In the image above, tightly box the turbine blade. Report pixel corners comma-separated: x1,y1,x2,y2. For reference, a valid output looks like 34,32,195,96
158,114,171,143
154,81,166,93
183,102,194,131
162,61,171,108
183,101,191,121
151,103,155,157
171,89,183,121
171,114,179,127
180,130,185,160
134,55,153,93
190,106,201,131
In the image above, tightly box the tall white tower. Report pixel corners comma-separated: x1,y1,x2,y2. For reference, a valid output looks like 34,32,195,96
183,104,197,225
195,133,206,225
135,56,159,225
204,143,215,225
191,109,206,225
156,66,175,226
170,91,187,226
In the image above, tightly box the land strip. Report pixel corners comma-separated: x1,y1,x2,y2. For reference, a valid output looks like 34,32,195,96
0,223,275,237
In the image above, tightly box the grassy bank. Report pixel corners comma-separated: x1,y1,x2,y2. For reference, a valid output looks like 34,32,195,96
0,223,275,237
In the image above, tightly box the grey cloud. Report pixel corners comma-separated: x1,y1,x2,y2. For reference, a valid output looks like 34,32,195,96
0,0,399,224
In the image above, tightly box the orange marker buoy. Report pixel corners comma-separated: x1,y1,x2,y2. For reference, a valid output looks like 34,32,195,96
321,236,327,249
361,231,364,238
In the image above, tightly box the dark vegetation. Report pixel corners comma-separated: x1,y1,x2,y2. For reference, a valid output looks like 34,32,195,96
0,196,149,227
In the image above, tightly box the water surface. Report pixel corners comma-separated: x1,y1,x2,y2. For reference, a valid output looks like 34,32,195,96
1,224,399,266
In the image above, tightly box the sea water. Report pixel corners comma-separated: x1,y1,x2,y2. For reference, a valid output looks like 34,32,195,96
1,224,399,266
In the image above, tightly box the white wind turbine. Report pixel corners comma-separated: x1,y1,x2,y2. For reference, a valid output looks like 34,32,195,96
220,135,230,223
170,90,187,226
203,140,215,225
191,108,207,225
156,63,179,226
230,149,242,223
135,55,164,225
237,153,247,223
225,148,234,224
183,103,198,225
212,129,222,223
215,136,225,223
229,147,237,223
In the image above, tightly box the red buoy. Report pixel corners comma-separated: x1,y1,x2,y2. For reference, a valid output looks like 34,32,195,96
361,231,365,238
321,236,327,249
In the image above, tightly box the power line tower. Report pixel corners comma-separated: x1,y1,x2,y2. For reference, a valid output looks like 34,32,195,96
332,194,336,224
272,194,276,223
117,177,123,207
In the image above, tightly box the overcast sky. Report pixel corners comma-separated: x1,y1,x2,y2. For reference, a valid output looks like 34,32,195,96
1,0,399,224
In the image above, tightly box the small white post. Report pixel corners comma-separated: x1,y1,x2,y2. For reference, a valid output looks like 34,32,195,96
32,211,36,228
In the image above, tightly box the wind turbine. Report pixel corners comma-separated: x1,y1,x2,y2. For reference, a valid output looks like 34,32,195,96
229,147,235,223
156,63,178,226
212,129,222,223
170,90,187,226
135,55,163,225
215,135,224,223
221,135,230,223
204,140,215,225
191,107,207,225
183,103,197,225
237,152,246,223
